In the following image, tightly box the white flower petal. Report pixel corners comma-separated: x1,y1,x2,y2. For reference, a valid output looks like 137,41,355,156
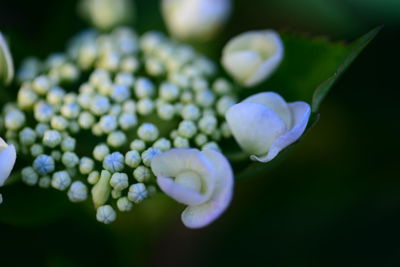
222,50,263,86
0,138,17,186
251,101,311,162
222,30,283,87
181,149,234,228
151,148,216,204
226,102,287,156
244,92,292,128
157,175,208,206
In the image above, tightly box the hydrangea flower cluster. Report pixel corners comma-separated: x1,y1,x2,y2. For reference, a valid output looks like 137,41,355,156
0,27,239,226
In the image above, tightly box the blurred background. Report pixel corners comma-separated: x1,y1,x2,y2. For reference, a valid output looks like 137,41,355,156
0,0,399,266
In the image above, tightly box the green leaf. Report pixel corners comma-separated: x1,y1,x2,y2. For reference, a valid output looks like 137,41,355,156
311,26,382,112
236,26,381,181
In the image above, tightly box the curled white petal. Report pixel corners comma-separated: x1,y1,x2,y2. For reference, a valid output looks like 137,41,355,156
0,137,17,186
251,101,311,162
226,102,287,156
151,149,215,206
226,92,311,162
181,149,234,229
151,148,234,228
162,0,231,41
222,30,283,87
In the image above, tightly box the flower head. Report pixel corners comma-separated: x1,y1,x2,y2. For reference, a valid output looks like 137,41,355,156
226,92,311,162
222,30,283,87
151,148,234,228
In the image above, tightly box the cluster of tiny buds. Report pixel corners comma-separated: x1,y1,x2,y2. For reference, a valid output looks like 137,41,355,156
1,26,238,224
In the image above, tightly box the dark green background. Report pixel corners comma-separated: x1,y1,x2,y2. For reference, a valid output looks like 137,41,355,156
0,0,399,266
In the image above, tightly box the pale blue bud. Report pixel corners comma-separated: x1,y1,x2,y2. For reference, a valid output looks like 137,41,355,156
17,87,38,110
181,104,200,120
125,150,141,168
32,75,51,95
173,136,189,148
196,90,215,107
216,96,236,116
117,197,133,212
5,109,25,130
120,56,140,73
93,144,110,161
141,147,161,167
51,115,69,131
194,133,208,147
135,78,155,98
21,167,39,186
30,144,44,157
100,114,118,133
61,136,76,152
87,170,100,185
19,127,36,146
103,152,125,172
79,157,95,175
34,102,55,123
107,131,127,148
62,152,79,168
118,113,137,130
122,100,136,113
78,111,96,129
68,181,88,202
213,78,232,95
159,82,179,101
128,183,148,203
96,205,116,224
157,103,175,120
115,72,135,86
51,170,71,190
137,123,159,142
51,150,62,161
133,165,152,183
35,123,49,138
47,87,66,106
130,139,146,152
111,84,131,103
178,120,197,138
33,155,55,175
153,138,171,151
90,95,111,115
198,115,217,135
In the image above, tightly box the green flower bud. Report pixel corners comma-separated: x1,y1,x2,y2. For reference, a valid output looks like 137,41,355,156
5,109,25,130
43,130,62,148
79,157,95,174
100,114,118,133
34,102,55,123
38,176,51,188
198,115,217,135
141,148,161,167
47,87,66,106
153,138,171,151
51,115,69,131
110,172,129,191
157,103,175,120
17,87,38,110
93,143,110,161
133,165,152,182
87,170,100,185
129,139,146,152
32,75,51,95
92,170,112,208
173,136,189,148
61,136,76,152
107,131,127,148
30,144,44,157
178,120,197,138
117,197,133,212
136,98,154,116
118,113,137,130
78,111,96,129
181,104,200,120
122,100,136,113
115,72,135,87
159,82,179,101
